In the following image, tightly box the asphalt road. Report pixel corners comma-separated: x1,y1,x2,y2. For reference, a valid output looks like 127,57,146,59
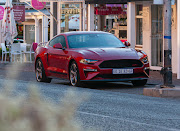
0,69,157,95
0,69,180,131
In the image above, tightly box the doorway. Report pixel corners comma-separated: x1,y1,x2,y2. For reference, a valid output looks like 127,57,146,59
25,25,35,44
151,5,163,67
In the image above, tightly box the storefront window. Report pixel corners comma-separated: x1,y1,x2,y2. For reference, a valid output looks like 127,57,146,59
136,18,143,45
104,4,127,41
151,5,163,67
25,25,35,44
136,5,143,45
136,5,143,16
16,24,23,40
60,4,80,33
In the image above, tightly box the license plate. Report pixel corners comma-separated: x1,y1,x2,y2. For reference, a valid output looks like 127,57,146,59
112,69,133,74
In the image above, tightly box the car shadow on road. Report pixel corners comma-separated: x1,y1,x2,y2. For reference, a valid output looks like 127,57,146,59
53,79,155,89
80,82,158,95
51,79,158,95
82,82,134,89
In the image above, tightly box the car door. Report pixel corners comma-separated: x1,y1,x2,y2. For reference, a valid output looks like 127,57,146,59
47,35,68,78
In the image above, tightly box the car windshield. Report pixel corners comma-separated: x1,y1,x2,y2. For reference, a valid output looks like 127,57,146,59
67,33,125,48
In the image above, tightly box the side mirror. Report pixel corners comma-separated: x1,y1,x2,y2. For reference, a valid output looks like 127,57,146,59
124,41,131,47
53,43,63,49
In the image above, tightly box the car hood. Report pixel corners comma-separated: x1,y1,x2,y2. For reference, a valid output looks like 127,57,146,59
76,48,139,60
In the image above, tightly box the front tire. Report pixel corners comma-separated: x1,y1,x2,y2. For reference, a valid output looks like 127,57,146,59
35,59,51,83
132,79,147,87
69,61,81,87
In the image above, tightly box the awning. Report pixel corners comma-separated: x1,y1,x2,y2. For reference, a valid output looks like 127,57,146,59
85,0,152,4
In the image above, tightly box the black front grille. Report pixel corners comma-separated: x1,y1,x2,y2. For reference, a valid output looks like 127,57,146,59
99,60,143,69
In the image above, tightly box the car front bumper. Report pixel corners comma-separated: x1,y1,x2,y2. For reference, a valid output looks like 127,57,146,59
78,61,150,82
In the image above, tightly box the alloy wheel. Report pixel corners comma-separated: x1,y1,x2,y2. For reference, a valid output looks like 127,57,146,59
70,63,79,86
36,60,43,82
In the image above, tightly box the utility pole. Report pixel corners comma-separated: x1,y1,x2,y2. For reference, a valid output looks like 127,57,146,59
160,0,174,88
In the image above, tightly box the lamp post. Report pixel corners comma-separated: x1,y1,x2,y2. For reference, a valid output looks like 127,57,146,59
160,0,174,88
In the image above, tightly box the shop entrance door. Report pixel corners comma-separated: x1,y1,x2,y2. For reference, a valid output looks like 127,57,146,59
151,5,163,67
25,25,35,44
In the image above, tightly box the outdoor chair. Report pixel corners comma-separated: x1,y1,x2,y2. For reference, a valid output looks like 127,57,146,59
21,42,38,62
11,43,22,63
0,43,9,62
20,43,28,62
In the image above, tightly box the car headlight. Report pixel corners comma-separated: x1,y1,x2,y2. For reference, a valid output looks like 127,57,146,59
79,59,98,64
137,50,148,64
141,57,148,64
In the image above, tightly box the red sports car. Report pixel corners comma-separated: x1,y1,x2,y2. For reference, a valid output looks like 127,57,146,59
35,31,149,86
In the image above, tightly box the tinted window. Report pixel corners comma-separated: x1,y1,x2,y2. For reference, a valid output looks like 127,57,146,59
49,37,58,47
49,35,67,48
67,34,125,48
57,35,67,48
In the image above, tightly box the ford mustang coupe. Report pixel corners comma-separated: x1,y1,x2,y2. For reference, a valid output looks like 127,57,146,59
35,31,149,86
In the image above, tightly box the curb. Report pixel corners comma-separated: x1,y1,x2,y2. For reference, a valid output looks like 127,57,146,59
143,87,180,98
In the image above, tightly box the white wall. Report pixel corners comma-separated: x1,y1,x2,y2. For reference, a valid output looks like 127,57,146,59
142,4,151,68
42,15,48,43
127,2,136,48
87,4,94,31
177,0,180,78
35,16,40,43
172,4,177,74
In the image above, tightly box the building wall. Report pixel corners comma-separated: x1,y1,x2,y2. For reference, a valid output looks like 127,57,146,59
172,4,177,73
142,4,151,70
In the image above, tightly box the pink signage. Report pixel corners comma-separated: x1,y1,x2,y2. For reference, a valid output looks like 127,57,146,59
0,6,4,20
31,0,46,10
13,5,25,22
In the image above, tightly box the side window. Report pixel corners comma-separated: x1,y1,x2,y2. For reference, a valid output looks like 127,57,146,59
49,37,58,47
57,35,67,48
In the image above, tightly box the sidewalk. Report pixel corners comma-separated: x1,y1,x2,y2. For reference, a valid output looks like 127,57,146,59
0,62,180,87
0,62,34,72
148,70,180,87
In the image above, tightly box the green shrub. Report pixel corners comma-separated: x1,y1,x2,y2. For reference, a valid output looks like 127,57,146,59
0,48,2,57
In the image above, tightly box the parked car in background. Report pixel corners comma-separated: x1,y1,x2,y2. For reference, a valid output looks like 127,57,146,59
13,39,24,43
34,31,149,87
4,39,24,47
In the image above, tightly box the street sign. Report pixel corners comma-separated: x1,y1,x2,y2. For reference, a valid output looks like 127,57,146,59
153,0,163,5
13,5,25,22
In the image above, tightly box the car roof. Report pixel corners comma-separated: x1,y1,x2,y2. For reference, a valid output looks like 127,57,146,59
55,31,112,37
